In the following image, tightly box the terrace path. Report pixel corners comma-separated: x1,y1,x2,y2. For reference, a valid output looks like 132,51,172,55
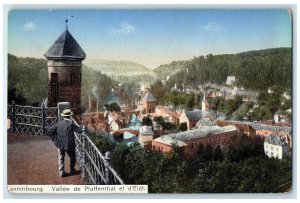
7,133,85,185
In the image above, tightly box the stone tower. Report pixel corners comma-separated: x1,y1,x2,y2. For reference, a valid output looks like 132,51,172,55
202,92,209,111
141,91,156,114
44,24,86,115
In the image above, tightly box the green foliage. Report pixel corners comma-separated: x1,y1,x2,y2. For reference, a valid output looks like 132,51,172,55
8,54,117,109
107,102,121,112
81,65,117,111
213,145,224,161
208,96,243,116
226,134,264,162
160,48,291,91
8,54,48,105
89,130,291,193
178,122,187,132
142,116,153,126
247,89,290,121
150,80,167,104
153,116,177,132
231,102,253,120
164,91,202,109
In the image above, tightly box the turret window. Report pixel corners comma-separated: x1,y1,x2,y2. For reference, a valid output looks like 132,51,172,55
70,73,75,85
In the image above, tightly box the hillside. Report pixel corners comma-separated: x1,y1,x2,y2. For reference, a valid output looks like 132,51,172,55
8,54,117,108
156,48,292,91
153,60,189,81
84,60,157,83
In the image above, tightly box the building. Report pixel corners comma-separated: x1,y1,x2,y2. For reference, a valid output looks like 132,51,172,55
141,91,156,114
202,93,209,111
216,120,256,136
44,24,86,115
226,76,236,86
110,118,124,131
250,123,292,147
152,125,237,156
274,112,289,123
179,110,202,130
138,125,154,149
154,105,179,124
264,135,290,159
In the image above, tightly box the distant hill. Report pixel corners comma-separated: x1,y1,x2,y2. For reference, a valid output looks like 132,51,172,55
155,48,292,91
154,60,189,80
84,60,157,83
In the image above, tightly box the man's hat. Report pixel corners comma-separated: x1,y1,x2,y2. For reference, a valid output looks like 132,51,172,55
61,109,73,117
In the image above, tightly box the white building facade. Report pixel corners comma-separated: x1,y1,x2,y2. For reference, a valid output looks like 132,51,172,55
264,135,290,159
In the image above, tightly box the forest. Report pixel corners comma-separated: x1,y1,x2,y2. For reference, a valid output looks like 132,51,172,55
90,132,292,193
159,48,292,91
7,54,117,110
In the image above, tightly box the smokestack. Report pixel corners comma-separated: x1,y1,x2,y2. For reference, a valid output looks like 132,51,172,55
97,100,99,114
89,94,92,111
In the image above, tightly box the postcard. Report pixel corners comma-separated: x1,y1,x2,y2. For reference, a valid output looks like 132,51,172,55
6,8,292,195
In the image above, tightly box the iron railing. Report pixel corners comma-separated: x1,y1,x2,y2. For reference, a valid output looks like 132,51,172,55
7,102,58,135
7,103,124,185
74,127,124,185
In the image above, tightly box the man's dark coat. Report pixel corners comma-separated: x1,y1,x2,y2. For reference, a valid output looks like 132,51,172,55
46,119,82,151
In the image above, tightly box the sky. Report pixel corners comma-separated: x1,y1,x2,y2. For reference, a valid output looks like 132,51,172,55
7,9,292,66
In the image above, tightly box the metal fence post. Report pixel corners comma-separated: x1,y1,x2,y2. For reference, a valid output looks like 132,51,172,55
104,151,112,185
81,126,87,179
12,101,15,133
41,103,46,135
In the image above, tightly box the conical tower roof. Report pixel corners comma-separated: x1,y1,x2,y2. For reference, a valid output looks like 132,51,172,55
142,91,156,102
44,30,86,60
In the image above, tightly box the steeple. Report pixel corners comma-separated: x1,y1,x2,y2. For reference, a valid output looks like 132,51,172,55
202,92,209,111
202,92,206,102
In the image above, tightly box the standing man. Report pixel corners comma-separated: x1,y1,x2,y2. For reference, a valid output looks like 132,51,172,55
46,109,82,177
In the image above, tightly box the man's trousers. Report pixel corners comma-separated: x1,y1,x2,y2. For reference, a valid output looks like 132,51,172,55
58,149,76,174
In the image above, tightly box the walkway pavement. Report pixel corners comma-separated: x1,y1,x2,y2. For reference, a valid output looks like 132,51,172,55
7,133,85,185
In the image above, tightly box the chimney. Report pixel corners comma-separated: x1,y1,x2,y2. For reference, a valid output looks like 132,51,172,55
97,100,99,114
89,94,92,111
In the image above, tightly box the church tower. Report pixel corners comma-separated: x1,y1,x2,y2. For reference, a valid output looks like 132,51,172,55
202,92,209,111
44,21,86,115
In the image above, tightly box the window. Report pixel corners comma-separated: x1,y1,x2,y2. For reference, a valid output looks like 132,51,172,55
276,153,279,158
266,145,268,149
265,150,268,155
271,146,273,150
50,73,58,106
70,73,75,85
276,148,279,151
271,152,274,157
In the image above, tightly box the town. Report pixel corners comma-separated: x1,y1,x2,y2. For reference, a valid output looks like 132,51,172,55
7,9,292,193
81,78,292,159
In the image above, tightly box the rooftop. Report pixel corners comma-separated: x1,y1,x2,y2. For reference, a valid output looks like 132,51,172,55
185,110,203,121
142,91,156,102
265,135,287,146
154,125,237,146
44,30,86,60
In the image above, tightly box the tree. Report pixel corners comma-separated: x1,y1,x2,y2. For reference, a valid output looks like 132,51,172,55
213,145,224,161
109,102,121,112
142,116,153,127
178,122,187,132
153,116,165,126
204,144,213,161
150,80,167,104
